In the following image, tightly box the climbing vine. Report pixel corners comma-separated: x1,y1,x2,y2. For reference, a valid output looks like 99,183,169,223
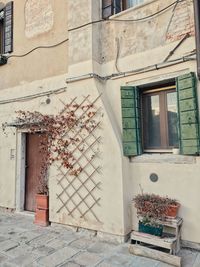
3,101,101,195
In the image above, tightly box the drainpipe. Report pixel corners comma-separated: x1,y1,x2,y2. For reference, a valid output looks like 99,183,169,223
194,0,200,79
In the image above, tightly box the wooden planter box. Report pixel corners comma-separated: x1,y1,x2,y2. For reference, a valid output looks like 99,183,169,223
139,221,163,237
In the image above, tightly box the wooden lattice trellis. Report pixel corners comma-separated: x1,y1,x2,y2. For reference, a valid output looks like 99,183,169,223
56,95,102,222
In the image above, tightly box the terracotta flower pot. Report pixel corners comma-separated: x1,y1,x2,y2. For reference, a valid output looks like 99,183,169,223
165,203,180,218
34,209,49,227
36,194,49,210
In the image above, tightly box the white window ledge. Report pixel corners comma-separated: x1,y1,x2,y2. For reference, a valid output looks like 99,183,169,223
131,154,196,164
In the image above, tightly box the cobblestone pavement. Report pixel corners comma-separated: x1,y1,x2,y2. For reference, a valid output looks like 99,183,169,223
0,212,199,267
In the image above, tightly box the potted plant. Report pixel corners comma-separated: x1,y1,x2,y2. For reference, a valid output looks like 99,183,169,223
133,194,168,220
35,175,49,210
138,217,163,237
164,198,180,218
133,193,180,219
133,193,180,236
34,165,50,227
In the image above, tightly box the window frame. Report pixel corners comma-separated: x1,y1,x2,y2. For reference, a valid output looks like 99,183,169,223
102,0,146,19
141,85,179,152
0,8,4,54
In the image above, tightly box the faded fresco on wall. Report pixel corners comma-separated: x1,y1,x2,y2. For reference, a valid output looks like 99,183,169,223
25,0,54,38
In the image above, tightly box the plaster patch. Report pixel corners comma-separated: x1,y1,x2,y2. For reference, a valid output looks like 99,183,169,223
25,0,54,38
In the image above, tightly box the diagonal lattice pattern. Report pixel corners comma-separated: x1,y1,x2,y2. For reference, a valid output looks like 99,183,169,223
56,95,102,222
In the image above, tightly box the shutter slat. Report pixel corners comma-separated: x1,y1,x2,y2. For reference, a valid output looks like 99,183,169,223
176,72,200,155
3,1,13,54
121,86,142,156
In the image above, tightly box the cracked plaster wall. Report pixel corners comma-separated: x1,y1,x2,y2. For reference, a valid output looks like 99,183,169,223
67,0,195,66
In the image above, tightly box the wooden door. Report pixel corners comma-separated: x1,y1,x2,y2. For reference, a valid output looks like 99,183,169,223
25,133,47,212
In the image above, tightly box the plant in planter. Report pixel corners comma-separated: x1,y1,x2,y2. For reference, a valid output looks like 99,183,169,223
34,174,49,227
164,197,180,218
133,193,180,219
133,193,180,236
3,98,101,224
138,217,163,237
133,194,167,220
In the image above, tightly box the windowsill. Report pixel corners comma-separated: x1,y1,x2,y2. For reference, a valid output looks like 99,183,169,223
144,149,173,153
130,154,196,164
109,0,157,19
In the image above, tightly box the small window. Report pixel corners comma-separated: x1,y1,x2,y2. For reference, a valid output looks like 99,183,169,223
0,2,13,55
102,0,145,19
142,85,179,150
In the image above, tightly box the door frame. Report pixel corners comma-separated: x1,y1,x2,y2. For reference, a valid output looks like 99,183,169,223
16,131,26,212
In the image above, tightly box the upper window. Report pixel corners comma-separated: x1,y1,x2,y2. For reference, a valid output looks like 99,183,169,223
142,85,179,150
102,0,145,19
122,0,144,11
0,1,13,55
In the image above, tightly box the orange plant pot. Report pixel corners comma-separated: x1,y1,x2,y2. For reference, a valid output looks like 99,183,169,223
165,204,180,218
34,208,49,227
36,194,49,210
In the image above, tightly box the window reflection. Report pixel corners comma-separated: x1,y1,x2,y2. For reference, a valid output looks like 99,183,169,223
127,0,144,8
167,92,178,147
143,88,179,150
144,94,161,148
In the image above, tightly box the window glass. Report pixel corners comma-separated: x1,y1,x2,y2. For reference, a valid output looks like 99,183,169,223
167,92,178,147
0,20,3,54
142,87,179,150
144,94,161,148
126,0,144,8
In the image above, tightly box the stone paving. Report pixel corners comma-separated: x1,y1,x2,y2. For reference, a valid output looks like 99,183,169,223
0,211,199,267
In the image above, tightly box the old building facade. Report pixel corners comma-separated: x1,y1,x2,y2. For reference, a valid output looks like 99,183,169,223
0,0,200,246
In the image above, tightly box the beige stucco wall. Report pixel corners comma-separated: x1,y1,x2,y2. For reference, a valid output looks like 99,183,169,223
0,0,200,244
0,74,127,240
64,0,199,242
130,156,200,243
0,0,68,90
102,58,200,243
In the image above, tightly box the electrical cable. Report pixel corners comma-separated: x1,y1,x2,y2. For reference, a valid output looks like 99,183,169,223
69,0,183,32
109,0,182,22
5,0,183,59
165,0,181,37
7,38,69,59
0,53,195,105
0,87,66,105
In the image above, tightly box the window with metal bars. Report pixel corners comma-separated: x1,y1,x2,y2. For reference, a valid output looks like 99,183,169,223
102,0,145,19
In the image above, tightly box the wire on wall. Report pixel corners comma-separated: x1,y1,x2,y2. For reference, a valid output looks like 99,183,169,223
5,0,183,59
7,38,69,59
0,87,66,105
68,0,184,32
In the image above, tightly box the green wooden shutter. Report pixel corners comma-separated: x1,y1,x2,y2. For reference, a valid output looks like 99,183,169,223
121,86,142,156
3,1,13,54
176,72,200,155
